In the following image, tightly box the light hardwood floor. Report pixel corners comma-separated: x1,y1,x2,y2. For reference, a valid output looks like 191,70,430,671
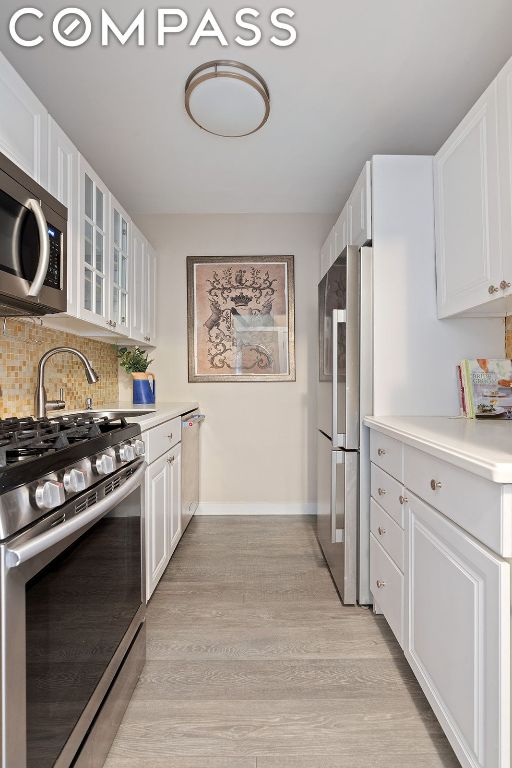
104,516,460,768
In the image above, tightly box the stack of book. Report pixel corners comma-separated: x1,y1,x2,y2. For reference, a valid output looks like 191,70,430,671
457,359,512,419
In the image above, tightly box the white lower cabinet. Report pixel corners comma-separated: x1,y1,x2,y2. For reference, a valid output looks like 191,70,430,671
146,451,170,597
144,425,182,600
406,493,510,768
369,426,511,768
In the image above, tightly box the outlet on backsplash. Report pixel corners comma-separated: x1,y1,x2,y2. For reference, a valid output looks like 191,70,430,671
0,319,119,418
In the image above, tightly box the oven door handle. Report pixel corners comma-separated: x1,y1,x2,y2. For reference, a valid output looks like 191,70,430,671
26,198,50,297
5,461,147,569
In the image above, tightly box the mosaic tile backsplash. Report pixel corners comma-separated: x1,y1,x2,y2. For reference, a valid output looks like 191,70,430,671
506,316,512,359
0,319,119,418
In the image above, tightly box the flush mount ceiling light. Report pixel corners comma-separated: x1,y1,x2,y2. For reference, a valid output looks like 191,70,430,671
185,60,270,138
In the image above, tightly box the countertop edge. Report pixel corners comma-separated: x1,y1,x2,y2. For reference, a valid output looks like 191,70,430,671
364,417,512,484
50,403,200,433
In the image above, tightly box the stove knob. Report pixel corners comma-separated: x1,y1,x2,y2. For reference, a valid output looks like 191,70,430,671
119,443,135,462
63,468,87,494
95,453,115,476
35,481,66,511
133,439,146,457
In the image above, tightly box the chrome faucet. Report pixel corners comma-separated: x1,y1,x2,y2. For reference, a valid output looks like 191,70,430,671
34,347,99,418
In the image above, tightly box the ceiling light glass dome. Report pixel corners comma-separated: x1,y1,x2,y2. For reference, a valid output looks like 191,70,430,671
185,61,270,138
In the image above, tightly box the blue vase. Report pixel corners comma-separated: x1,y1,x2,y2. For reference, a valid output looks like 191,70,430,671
132,372,156,405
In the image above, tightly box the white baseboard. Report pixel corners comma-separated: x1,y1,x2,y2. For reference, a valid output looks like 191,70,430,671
195,502,317,516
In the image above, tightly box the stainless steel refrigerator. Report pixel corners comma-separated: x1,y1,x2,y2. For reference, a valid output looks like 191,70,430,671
317,246,372,605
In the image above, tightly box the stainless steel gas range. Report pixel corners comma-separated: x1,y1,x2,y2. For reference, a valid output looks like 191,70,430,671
0,413,147,768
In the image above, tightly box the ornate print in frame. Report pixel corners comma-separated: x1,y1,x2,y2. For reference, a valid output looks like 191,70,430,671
187,256,295,382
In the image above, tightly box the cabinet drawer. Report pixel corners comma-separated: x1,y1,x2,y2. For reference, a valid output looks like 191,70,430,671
404,445,509,557
145,417,181,464
370,499,404,571
370,534,404,647
370,431,403,480
370,463,405,527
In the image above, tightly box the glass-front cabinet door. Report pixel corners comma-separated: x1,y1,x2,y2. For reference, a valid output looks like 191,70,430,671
79,157,110,328
111,196,130,335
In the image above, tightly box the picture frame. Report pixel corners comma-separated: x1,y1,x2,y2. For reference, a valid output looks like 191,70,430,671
187,255,295,382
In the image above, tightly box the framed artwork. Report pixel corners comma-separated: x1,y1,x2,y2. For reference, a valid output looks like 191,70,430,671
187,255,295,382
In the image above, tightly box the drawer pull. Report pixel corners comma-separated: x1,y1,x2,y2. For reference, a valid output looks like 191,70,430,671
377,487,386,496
167,455,175,464
168,433,173,441
376,580,386,589
377,526,386,536
377,448,386,456
399,495,408,505
430,479,442,491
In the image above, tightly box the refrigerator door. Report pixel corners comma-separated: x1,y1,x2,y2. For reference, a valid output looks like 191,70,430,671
317,430,359,604
318,247,361,449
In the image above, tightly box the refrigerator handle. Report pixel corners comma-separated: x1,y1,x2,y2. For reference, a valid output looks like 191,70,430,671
332,309,346,447
331,451,345,544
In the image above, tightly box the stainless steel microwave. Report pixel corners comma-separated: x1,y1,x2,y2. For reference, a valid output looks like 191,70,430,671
0,150,67,317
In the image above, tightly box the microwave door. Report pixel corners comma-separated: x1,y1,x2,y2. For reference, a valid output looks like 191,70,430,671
0,159,66,315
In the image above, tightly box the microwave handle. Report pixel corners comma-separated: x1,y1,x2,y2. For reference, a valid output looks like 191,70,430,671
26,198,50,297
5,461,147,569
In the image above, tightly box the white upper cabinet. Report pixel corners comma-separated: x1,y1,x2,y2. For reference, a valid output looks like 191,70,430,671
78,157,112,330
497,57,512,298
0,53,48,186
348,162,372,246
319,161,373,279
130,225,157,346
0,52,158,346
435,82,502,318
110,195,131,336
334,205,348,258
48,118,79,316
145,243,157,346
320,228,334,279
130,225,146,343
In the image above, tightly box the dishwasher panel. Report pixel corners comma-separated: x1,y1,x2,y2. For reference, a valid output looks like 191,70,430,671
181,411,205,532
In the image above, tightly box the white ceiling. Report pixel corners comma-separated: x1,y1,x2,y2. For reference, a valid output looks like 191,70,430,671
1,0,512,215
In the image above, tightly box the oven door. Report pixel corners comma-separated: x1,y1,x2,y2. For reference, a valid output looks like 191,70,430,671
0,164,67,315
1,460,146,768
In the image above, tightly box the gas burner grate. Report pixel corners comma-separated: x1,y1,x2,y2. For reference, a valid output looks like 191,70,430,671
0,413,130,469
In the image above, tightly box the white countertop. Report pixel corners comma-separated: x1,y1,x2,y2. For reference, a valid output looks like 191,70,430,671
51,402,199,432
364,415,512,484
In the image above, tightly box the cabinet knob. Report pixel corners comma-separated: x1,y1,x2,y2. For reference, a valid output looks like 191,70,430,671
430,479,442,491
167,455,175,464
377,448,386,456
377,526,386,536
377,487,386,496
399,495,408,505
488,285,499,295
500,280,511,290
376,580,386,589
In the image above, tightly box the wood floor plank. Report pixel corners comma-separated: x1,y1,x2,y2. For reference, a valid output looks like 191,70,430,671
106,699,453,759
135,658,428,701
105,515,459,768
257,754,461,768
104,757,255,768
147,621,403,661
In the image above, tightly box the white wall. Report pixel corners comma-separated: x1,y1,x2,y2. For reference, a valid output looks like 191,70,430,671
124,214,334,513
